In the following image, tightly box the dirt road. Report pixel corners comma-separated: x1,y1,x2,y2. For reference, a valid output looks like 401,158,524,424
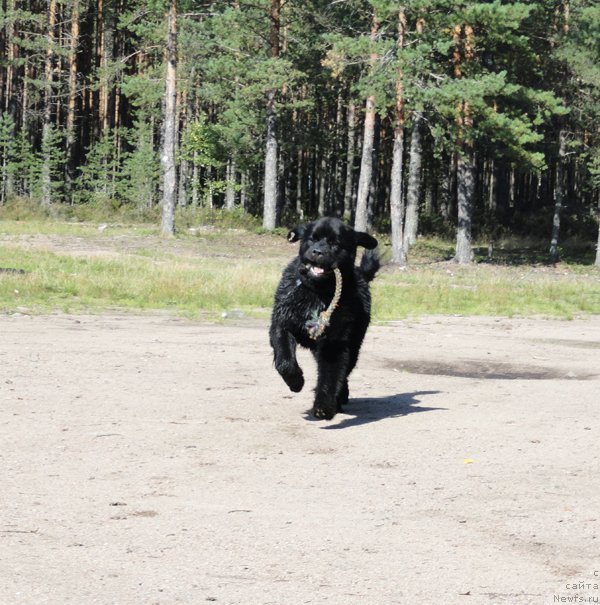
1,313,599,604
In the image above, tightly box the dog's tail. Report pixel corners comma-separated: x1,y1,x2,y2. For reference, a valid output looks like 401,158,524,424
359,248,381,282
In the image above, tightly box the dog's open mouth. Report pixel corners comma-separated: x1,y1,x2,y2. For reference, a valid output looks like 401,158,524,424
305,264,331,278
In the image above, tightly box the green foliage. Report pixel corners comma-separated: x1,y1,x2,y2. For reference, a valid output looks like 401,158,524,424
0,0,598,250
118,123,160,209
8,131,37,198
77,130,120,201
76,125,160,211
180,114,220,167
36,125,66,202
553,0,600,192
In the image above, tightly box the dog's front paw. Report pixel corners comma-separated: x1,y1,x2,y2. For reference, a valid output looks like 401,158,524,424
285,370,304,393
277,361,304,392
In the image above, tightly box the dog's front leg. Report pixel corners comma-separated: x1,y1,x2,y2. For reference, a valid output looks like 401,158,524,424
312,344,350,420
270,324,305,392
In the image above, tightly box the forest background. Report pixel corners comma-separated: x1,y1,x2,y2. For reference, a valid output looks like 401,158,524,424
0,0,599,266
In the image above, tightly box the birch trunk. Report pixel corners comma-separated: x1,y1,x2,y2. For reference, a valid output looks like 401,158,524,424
331,92,343,214
66,0,80,192
318,147,327,216
263,90,278,228
343,102,356,222
160,0,177,237
206,166,214,208
403,113,423,252
296,148,304,219
178,158,189,208
354,14,379,233
355,96,376,233
225,158,236,209
240,171,247,209
191,155,199,207
452,22,476,264
454,147,475,263
4,0,16,118
549,129,566,262
262,0,280,230
41,0,57,208
595,193,600,266
390,102,406,266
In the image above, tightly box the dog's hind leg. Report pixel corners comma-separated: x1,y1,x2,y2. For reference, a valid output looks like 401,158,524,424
336,379,349,413
270,324,305,393
312,344,350,420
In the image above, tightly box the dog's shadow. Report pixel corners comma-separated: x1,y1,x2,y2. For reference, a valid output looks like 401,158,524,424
307,390,444,429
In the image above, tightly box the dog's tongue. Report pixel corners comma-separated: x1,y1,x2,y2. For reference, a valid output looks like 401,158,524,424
310,266,325,276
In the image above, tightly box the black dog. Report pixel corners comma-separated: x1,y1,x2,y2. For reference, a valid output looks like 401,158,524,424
269,217,380,419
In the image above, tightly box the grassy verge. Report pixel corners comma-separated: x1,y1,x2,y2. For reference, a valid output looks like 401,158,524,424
0,246,281,318
374,265,600,320
1,217,599,320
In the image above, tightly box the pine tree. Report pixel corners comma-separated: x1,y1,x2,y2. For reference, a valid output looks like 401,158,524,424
354,10,380,233
161,0,178,236
263,0,281,229
389,7,407,265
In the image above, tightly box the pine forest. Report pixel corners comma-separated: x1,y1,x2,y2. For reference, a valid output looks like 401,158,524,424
0,0,599,264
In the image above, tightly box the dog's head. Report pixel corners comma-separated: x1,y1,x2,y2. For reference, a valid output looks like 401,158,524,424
288,217,377,283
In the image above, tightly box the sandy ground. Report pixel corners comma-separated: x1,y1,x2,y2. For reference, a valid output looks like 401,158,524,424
1,312,599,605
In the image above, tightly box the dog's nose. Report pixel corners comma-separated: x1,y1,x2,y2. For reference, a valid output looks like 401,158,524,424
310,245,324,258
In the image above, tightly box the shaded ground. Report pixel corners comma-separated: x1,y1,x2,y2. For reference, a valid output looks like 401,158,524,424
1,313,599,604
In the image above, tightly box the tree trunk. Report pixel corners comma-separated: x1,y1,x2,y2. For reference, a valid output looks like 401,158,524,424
333,92,344,214
354,13,379,233
225,158,236,209
296,148,304,219
240,171,248,209
390,114,406,266
262,0,280,230
178,156,189,208
191,154,199,207
595,193,600,266
549,129,566,262
452,22,476,264
488,159,496,211
454,147,475,263
355,95,377,233
205,166,214,208
403,113,423,252
41,0,57,208
66,0,80,194
318,146,327,216
367,136,378,230
436,155,451,222
4,0,17,118
2,0,17,202
160,0,177,237
98,0,114,133
263,90,278,228
343,101,356,222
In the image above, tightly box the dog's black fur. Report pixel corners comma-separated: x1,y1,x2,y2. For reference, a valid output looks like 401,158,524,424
269,217,380,420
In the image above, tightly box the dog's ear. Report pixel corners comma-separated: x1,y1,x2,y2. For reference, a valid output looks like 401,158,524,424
288,224,308,243
355,231,378,249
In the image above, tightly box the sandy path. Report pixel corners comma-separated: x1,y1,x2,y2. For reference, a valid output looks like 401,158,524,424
1,313,599,604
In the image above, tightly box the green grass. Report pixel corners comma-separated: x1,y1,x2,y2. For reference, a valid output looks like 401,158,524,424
0,247,281,318
1,217,599,320
373,266,600,320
